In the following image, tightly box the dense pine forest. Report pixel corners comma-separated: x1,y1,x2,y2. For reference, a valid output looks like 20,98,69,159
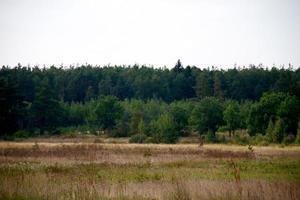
1,60,300,144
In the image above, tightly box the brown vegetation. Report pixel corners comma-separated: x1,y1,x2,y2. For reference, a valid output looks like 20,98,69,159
0,142,299,200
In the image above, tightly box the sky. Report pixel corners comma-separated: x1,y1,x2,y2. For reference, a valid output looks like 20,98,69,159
0,0,300,69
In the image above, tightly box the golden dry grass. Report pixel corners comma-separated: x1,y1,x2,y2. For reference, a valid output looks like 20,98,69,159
0,142,299,200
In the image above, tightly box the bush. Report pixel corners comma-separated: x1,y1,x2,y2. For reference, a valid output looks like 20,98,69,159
272,118,285,143
253,134,269,146
217,126,229,132
109,128,128,137
155,113,179,144
145,137,155,143
129,134,147,143
231,134,250,145
13,130,31,138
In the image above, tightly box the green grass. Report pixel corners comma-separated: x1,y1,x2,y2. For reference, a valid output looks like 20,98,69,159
1,158,299,183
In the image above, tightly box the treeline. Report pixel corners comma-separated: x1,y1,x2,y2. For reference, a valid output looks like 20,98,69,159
0,61,300,144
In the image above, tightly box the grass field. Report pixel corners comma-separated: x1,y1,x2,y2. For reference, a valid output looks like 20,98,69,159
0,142,299,200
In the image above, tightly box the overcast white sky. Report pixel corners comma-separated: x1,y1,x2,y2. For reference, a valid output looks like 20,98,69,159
0,0,299,68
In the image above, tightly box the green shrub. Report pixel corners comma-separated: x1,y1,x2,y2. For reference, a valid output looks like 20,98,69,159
57,126,77,135
154,113,179,144
231,134,250,145
13,130,31,138
129,134,147,143
109,128,128,137
144,137,154,143
253,134,269,146
272,118,286,143
217,126,229,132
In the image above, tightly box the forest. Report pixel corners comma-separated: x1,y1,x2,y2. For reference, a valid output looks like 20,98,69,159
1,60,300,144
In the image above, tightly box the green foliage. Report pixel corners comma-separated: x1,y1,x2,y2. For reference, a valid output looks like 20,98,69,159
31,78,63,134
0,76,26,136
113,112,130,137
223,101,240,136
129,111,143,135
138,119,146,135
239,101,252,129
272,118,286,143
253,134,270,146
129,134,147,143
154,113,179,144
217,126,229,132
295,122,300,144
266,119,275,142
276,95,300,134
248,92,299,137
1,64,300,144
94,96,124,130
13,130,31,138
189,97,223,135
205,130,217,143
195,71,212,99
169,103,189,136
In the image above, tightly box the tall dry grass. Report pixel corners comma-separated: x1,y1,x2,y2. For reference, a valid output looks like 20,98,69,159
0,142,299,200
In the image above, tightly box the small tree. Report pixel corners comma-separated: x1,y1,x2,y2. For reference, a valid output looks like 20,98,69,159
94,96,123,130
223,102,240,137
169,105,189,136
138,118,145,135
266,119,275,142
155,113,178,144
189,97,223,137
130,111,143,134
272,118,285,143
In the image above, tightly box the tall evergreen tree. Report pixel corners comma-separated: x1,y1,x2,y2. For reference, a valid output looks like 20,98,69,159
173,59,184,73
31,78,62,135
195,72,212,99
213,72,224,100
0,77,25,136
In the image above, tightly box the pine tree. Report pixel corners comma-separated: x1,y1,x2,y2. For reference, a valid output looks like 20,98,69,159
0,77,25,136
213,72,224,100
195,72,212,99
94,96,123,130
31,78,62,135
173,59,184,73
85,86,95,101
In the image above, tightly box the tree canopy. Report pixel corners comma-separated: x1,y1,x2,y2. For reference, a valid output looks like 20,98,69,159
0,63,299,144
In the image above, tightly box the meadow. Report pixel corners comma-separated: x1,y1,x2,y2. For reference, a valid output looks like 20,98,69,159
0,140,299,200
